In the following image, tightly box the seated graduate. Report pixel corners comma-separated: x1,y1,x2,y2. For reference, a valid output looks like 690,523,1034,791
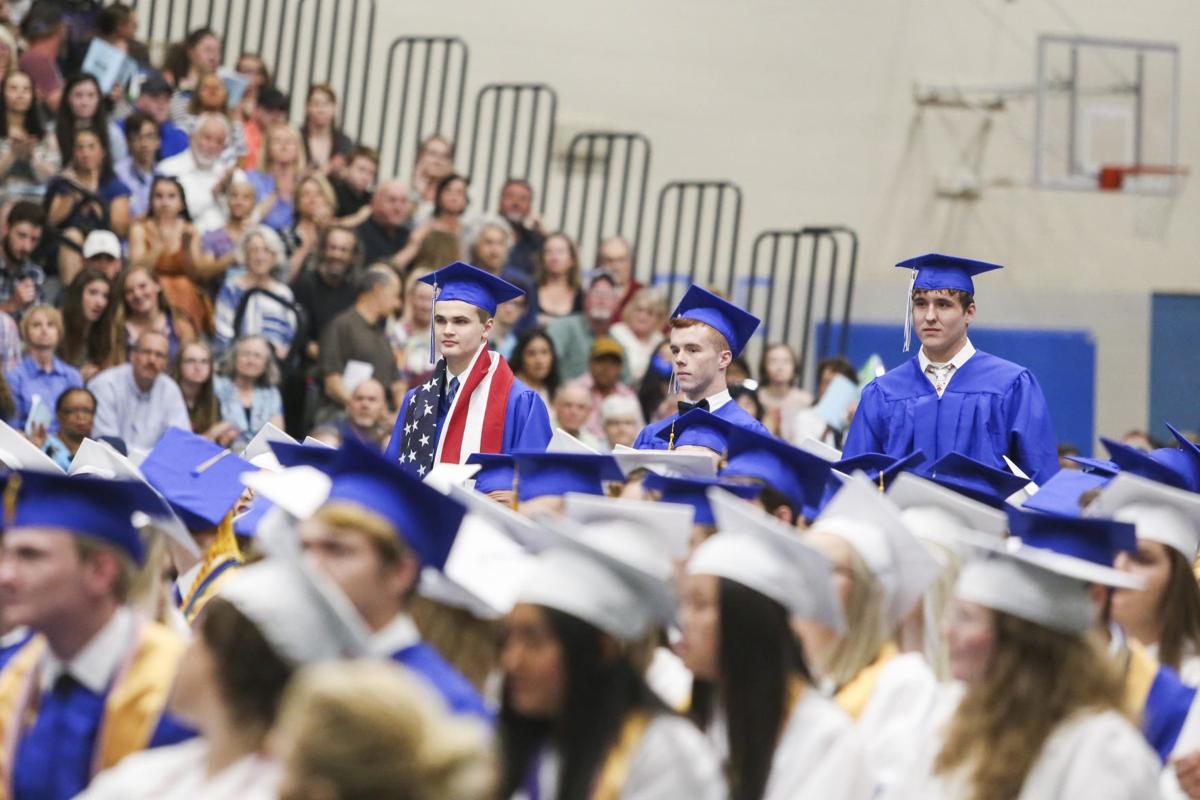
498,520,727,800
0,472,194,800
610,446,716,501
507,450,625,516
842,253,1059,485
641,471,761,551
683,489,871,800
892,512,1160,799
797,473,942,795
385,261,552,473
633,285,767,451
78,541,370,799
252,436,490,719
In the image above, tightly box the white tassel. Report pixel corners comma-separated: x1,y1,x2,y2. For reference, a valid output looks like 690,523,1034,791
428,278,439,365
902,268,918,353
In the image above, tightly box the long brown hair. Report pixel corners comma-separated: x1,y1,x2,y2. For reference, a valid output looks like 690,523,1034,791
533,232,580,290
934,610,1126,800
1156,547,1200,670
171,340,219,434
59,269,119,370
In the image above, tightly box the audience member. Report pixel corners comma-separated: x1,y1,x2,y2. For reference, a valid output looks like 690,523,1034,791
0,26,12,86
815,355,857,399
338,376,391,451
233,52,272,167
54,73,126,164
410,134,454,218
596,235,642,319
6,304,81,431
242,86,289,172
509,327,558,413
468,218,513,276
497,177,543,277
331,145,377,224
181,72,246,164
164,26,221,101
1121,429,1155,451
94,3,150,68
129,176,209,332
301,83,353,176
0,306,15,372
214,333,285,450
247,123,306,232
79,230,124,280
426,172,471,248
390,265,435,394
17,2,66,113
727,355,751,386
39,385,95,468
89,329,191,450
59,267,117,381
355,178,412,266
758,342,813,437
171,338,238,446
284,173,336,278
213,224,298,360
198,171,256,285
553,382,602,450
609,286,666,385
156,112,233,233
127,72,189,159
533,231,583,325
0,70,59,197
291,225,359,364
636,340,677,424
546,270,620,382
114,111,160,218
0,200,47,317
489,276,530,359
114,264,198,363
1058,442,1081,470
601,393,644,450
569,336,636,444
317,265,401,421
730,382,764,421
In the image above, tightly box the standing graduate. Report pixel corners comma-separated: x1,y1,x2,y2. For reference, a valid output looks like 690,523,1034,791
633,285,768,450
842,253,1059,485
385,262,552,475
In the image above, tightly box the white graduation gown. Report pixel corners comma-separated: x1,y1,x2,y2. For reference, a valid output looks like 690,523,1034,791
76,738,280,799
644,646,693,712
708,689,872,800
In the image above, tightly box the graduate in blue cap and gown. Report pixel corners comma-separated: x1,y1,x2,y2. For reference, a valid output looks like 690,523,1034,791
842,253,1059,485
385,262,551,475
507,450,625,516
633,285,768,450
0,472,195,800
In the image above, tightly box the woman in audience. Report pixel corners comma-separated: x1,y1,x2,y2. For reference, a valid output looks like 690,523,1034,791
0,70,60,196
758,343,812,437
59,268,118,382
114,111,161,220
54,73,126,165
213,224,297,361
609,286,666,385
533,232,583,325
44,128,132,283
274,661,494,800
248,123,306,232
40,386,96,470
114,264,198,363
600,393,643,450
163,27,222,99
6,304,82,432
171,339,238,447
213,333,285,451
129,176,209,333
283,173,336,279
199,173,258,288
410,134,454,218
300,83,353,177
182,72,247,164
234,53,272,168
730,383,764,421
509,327,560,413
428,172,471,246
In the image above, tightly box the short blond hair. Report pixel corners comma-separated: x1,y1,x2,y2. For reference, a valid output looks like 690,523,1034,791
19,304,64,345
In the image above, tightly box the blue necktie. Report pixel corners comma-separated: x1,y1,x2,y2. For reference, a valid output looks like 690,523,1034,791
444,376,461,414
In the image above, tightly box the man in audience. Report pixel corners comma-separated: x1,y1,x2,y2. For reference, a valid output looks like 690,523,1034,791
569,337,638,445
156,113,232,233
318,265,402,422
597,236,643,320
498,178,544,277
554,383,604,451
17,2,66,113
468,220,513,276
339,378,392,451
0,202,48,319
242,87,291,172
127,73,189,159
601,393,644,449
356,180,412,266
546,271,622,383
333,146,379,224
115,111,162,218
293,226,361,364
89,330,191,450
80,230,124,281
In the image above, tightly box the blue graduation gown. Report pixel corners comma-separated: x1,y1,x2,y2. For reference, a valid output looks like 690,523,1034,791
633,400,769,451
1141,661,1197,762
842,351,1059,485
390,642,493,722
385,376,551,464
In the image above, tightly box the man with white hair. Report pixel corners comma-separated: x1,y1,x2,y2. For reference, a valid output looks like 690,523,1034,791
156,113,234,233
601,393,644,449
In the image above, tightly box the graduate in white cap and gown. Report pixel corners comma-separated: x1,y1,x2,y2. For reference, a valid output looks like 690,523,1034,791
891,512,1160,799
385,261,552,474
842,253,1059,485
682,488,871,800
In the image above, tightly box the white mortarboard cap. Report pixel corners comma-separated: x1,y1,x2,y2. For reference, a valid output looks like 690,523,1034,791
446,482,556,552
423,462,481,494
240,422,296,464
798,437,843,462
241,465,333,521
562,492,694,560
690,487,844,631
418,513,536,619
302,436,335,449
611,444,717,480
887,471,1008,557
548,428,600,454
0,420,64,473
810,472,941,632
1087,472,1200,561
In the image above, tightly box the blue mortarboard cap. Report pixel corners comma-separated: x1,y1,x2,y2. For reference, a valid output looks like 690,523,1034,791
642,472,760,525
140,428,254,531
323,437,467,570
269,441,340,472
466,452,515,495
509,451,624,502
419,261,525,316
1100,437,1200,492
1066,455,1119,476
654,408,733,453
1006,506,1136,569
1020,470,1110,516
720,424,833,519
12,471,171,564
670,285,761,357
896,253,1003,294
925,452,1031,509
233,497,273,537
834,450,926,490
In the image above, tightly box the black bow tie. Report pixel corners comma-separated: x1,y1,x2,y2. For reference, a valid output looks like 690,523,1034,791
678,399,710,414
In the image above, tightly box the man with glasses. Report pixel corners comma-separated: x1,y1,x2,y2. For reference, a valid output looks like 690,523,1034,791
88,331,190,450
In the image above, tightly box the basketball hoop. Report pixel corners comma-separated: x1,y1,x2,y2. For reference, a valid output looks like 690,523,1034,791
1097,164,1189,191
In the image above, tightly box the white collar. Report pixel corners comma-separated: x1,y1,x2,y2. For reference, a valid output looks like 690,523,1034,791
705,388,732,412
368,612,421,657
918,337,975,372
39,607,133,695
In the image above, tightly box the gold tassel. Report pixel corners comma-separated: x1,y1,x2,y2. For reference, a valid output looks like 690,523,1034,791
3,473,22,529
180,510,243,623
510,465,520,511
668,419,676,451
878,472,885,494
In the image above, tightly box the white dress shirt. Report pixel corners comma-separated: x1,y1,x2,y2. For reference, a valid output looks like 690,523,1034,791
917,338,976,396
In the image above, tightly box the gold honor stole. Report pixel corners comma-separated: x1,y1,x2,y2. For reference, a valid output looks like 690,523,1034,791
1121,638,1159,722
0,618,185,797
591,710,653,800
835,642,900,721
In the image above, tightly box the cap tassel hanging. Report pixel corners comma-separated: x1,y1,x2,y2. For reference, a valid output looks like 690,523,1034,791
428,277,439,366
902,268,918,353
510,464,520,511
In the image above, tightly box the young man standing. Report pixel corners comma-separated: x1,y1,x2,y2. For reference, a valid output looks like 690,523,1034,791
385,261,551,475
842,253,1059,485
633,284,767,450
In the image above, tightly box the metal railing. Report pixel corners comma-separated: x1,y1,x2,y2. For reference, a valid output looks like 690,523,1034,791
744,226,859,380
557,132,652,269
646,180,743,310
466,83,558,215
